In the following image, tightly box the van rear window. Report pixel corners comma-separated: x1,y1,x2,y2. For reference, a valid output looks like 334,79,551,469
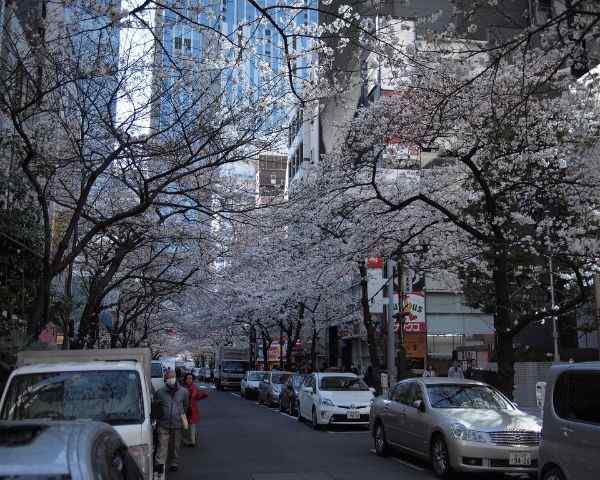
1,370,144,426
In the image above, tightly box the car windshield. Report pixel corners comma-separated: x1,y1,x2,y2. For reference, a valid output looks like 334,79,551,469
0,371,144,425
427,384,512,410
222,361,248,374
271,373,291,384
320,377,369,391
151,363,163,378
248,372,266,381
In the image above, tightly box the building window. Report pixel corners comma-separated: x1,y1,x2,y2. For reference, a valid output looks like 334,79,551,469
270,174,277,185
184,37,191,50
174,36,182,50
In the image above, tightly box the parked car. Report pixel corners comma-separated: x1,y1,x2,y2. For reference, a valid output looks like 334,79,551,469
258,371,293,406
0,421,143,480
280,373,306,415
241,371,268,399
539,361,600,480
1,349,155,479
370,377,541,479
298,372,375,430
151,360,165,394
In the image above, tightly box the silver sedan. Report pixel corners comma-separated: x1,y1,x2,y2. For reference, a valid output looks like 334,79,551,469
370,377,541,478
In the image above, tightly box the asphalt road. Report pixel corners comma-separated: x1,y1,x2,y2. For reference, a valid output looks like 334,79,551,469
169,385,435,480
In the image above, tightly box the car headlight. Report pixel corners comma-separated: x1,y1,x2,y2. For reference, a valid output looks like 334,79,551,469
449,424,491,443
320,397,335,407
128,444,150,478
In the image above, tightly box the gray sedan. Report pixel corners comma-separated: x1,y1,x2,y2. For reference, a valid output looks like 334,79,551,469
258,371,293,407
0,420,143,479
370,377,541,478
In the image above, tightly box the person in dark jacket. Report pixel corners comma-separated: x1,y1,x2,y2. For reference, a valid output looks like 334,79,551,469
182,373,208,447
155,370,189,476
364,366,375,387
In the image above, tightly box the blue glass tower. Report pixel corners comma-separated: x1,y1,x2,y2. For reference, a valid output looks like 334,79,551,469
150,0,222,135
64,0,122,124
151,0,318,134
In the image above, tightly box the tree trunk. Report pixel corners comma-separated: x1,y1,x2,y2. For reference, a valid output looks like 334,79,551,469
285,302,304,370
260,330,272,370
358,261,382,394
74,282,103,349
494,253,515,398
310,322,318,372
28,270,51,340
74,244,131,349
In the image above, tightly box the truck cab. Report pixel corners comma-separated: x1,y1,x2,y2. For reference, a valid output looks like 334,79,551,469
0,349,154,480
215,347,249,390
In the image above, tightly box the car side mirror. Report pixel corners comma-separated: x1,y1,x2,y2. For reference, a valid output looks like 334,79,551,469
413,400,425,413
369,387,376,394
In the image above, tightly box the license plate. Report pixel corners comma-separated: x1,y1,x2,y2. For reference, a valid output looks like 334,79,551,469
509,453,531,466
347,409,360,419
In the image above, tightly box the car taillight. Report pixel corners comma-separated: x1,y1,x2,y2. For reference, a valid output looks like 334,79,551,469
129,444,150,479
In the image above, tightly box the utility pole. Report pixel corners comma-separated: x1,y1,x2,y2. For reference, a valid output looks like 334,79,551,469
386,258,396,385
595,273,600,361
548,255,560,362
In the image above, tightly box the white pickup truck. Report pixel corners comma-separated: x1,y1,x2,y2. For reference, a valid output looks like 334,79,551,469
0,349,154,479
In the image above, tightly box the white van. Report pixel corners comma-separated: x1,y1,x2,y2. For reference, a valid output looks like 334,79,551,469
151,360,165,394
0,349,154,480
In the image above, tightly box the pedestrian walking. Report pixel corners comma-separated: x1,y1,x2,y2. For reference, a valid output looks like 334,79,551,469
447,360,465,379
465,359,474,379
154,370,189,478
182,373,208,447
422,364,437,377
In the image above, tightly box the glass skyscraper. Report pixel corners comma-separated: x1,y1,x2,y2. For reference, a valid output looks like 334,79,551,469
151,0,318,134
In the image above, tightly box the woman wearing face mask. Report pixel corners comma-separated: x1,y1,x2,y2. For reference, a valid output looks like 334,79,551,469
154,370,189,478
182,373,208,447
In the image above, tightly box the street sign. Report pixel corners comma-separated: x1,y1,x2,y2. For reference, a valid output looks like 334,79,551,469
403,292,426,333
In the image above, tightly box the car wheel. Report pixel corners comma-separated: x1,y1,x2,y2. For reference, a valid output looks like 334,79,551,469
312,407,321,430
374,422,389,457
431,435,452,479
542,467,565,480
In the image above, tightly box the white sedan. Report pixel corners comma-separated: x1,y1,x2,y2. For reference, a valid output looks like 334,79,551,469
297,372,375,429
